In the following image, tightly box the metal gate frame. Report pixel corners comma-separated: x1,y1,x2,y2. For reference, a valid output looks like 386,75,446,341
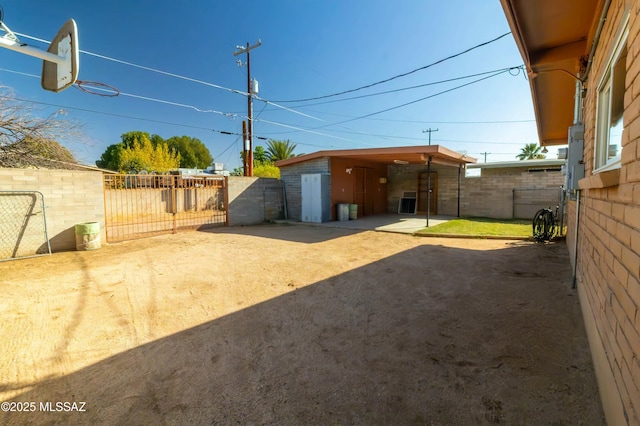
103,174,228,243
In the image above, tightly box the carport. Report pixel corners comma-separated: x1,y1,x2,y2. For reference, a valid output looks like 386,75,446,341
276,145,476,222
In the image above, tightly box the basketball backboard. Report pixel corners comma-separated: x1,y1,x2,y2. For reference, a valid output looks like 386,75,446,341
41,19,79,92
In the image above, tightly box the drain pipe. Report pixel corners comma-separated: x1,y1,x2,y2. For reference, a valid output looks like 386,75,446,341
572,189,581,289
582,0,612,82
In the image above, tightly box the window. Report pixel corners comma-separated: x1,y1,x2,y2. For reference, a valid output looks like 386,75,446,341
465,167,481,178
595,19,628,171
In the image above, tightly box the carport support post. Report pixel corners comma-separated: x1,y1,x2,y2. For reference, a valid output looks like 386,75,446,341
457,164,461,217
426,156,432,227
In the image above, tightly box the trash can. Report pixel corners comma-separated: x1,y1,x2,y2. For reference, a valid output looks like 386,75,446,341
349,204,358,220
337,203,349,221
75,222,101,251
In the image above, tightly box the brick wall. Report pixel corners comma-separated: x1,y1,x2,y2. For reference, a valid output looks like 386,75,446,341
279,158,330,221
0,168,105,253
570,1,640,424
227,176,284,226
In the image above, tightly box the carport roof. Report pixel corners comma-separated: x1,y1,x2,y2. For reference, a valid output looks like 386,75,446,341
275,145,476,168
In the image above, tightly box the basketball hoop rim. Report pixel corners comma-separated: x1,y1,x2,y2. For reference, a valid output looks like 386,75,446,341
74,80,120,97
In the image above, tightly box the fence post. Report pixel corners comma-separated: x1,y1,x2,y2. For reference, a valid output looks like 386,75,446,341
172,175,177,234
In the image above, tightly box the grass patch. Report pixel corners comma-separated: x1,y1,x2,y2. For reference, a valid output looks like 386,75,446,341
416,217,531,237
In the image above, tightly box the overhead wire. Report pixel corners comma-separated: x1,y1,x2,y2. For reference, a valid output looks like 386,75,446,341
1,66,528,147
0,66,350,142
268,32,512,103
259,66,524,109
7,95,335,150
12,31,323,122
3,32,528,151
263,67,516,135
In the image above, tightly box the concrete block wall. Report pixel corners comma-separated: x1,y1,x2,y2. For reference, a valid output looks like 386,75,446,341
387,164,418,213
227,176,284,226
0,168,105,253
279,158,330,221
387,164,459,215
570,1,640,424
461,167,564,219
435,165,461,216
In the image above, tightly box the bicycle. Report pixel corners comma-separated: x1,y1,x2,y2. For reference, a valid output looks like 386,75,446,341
532,206,558,242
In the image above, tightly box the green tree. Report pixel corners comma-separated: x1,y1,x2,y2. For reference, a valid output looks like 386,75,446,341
121,131,152,148
230,145,283,177
97,131,153,170
253,145,268,165
97,132,180,172
165,135,213,168
96,143,122,170
119,134,180,173
253,162,280,178
516,143,546,160
266,139,297,162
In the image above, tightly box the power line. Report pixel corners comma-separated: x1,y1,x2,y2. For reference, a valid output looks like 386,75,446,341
8,95,335,151
0,66,348,142
281,109,536,124
269,32,512,103
265,68,513,135
255,119,351,141
1,67,530,150
12,31,323,122
323,69,512,128
258,66,523,109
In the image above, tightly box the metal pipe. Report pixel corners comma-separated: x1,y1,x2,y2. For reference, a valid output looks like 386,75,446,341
572,189,581,289
574,79,583,124
457,164,461,217
426,156,432,227
581,0,612,83
0,36,67,65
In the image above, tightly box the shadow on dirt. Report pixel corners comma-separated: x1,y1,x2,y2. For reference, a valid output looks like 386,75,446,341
202,222,364,244
1,241,604,425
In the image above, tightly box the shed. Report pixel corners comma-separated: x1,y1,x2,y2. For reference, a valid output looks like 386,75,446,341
275,145,475,222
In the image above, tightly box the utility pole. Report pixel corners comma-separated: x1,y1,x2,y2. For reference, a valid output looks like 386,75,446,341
480,152,491,162
422,128,439,146
234,40,261,177
242,121,248,176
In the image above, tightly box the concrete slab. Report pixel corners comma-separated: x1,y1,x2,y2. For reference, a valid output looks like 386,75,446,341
281,214,454,235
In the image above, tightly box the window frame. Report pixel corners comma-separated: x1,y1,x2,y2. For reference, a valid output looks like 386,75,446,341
594,16,629,173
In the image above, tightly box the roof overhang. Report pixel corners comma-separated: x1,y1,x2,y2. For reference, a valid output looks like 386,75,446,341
499,0,601,146
275,145,477,168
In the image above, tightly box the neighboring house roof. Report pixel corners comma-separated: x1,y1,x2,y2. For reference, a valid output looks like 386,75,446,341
275,145,476,168
499,0,601,146
467,159,566,169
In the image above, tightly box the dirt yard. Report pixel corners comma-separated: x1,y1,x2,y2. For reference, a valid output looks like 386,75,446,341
0,224,604,425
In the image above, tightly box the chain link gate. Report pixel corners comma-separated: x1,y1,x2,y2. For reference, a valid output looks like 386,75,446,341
0,191,51,262
103,174,228,243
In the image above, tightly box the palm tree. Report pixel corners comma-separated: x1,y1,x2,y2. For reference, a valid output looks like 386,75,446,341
266,139,297,162
516,143,546,160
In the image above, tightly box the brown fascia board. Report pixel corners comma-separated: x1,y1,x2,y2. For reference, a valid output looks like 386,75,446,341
275,145,474,167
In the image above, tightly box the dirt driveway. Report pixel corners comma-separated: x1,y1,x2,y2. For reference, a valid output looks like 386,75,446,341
0,224,604,425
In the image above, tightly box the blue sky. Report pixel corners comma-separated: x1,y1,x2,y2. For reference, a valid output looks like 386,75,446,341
0,1,553,170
